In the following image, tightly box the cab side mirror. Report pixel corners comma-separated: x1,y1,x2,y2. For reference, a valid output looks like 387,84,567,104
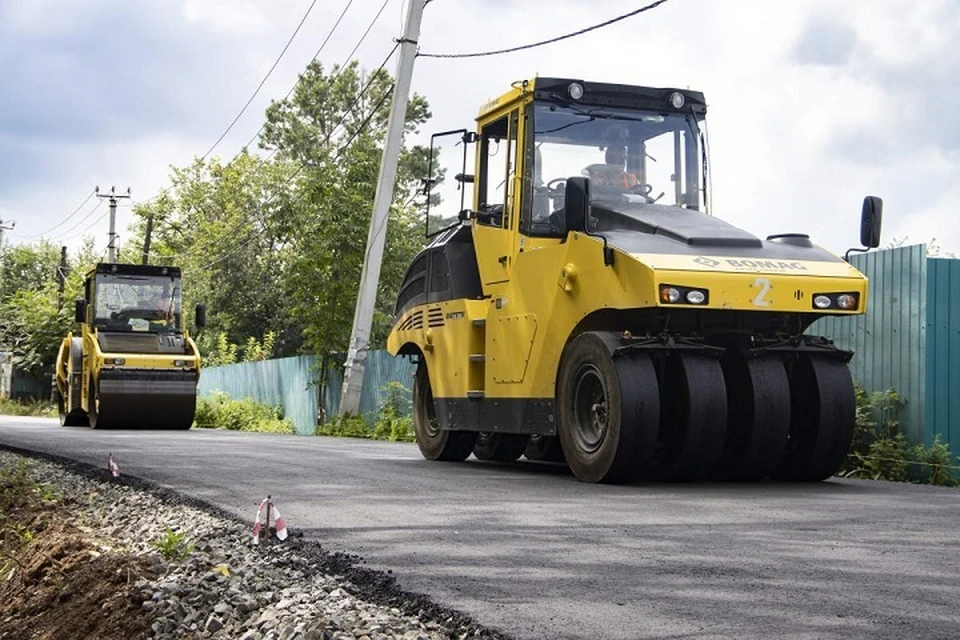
860,195,882,249
195,304,206,329
846,195,883,261
564,177,591,233
74,299,87,324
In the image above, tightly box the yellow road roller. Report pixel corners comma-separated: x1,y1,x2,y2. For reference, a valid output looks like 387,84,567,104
387,77,882,483
55,263,205,429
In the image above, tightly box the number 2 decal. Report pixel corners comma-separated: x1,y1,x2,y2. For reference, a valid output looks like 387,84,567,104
752,278,772,307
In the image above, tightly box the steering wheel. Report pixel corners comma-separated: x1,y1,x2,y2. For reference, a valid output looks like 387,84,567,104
546,178,566,196
629,183,654,198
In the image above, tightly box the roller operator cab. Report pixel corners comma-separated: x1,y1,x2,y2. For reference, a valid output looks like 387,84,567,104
55,263,206,430
387,77,883,484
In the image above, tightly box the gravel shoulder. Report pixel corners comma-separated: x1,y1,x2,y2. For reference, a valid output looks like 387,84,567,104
0,450,507,640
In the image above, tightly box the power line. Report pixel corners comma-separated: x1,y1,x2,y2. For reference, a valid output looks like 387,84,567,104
14,189,96,239
198,0,320,163
47,200,105,241
238,0,359,155
56,201,109,243
418,0,671,58
197,80,397,272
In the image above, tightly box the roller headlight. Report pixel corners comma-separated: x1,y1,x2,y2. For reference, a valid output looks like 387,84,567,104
103,357,125,365
660,286,681,303
659,284,709,306
173,359,187,367
812,292,859,311
813,295,832,309
568,82,584,100
670,91,685,109
836,294,858,310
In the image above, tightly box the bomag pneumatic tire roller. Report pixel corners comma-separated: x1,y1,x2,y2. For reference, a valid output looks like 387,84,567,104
55,263,206,430
387,77,883,484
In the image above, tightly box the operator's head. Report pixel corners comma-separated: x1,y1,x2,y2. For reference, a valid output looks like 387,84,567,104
605,145,627,168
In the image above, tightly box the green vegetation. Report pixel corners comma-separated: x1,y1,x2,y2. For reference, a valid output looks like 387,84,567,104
194,391,295,434
149,526,194,562
0,397,57,418
0,460,59,577
842,387,958,486
316,381,414,442
0,60,437,390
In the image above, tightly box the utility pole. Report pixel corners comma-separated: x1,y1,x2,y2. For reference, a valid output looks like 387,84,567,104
141,212,154,265
0,218,14,249
338,0,425,416
96,186,131,263
57,246,68,310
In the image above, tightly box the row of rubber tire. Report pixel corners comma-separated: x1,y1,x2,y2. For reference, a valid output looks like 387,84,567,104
413,331,856,484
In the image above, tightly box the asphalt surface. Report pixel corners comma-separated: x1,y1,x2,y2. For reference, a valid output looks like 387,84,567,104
2,417,960,639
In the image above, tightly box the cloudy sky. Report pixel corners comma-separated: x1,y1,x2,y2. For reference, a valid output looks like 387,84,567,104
1,0,957,258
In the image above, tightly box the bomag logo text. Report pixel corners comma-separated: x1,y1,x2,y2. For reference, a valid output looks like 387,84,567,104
723,259,807,271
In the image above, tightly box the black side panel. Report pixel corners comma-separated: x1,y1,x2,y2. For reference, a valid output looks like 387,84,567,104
395,253,428,317
435,397,555,435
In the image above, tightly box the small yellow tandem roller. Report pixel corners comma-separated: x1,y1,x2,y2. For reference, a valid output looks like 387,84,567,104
55,263,205,430
387,77,884,484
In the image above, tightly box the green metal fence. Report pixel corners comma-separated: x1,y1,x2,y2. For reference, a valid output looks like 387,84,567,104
811,244,928,443
198,351,416,435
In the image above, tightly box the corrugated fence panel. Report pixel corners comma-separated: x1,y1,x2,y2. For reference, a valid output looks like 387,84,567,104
198,355,320,435
925,258,960,450
811,245,927,443
320,351,416,420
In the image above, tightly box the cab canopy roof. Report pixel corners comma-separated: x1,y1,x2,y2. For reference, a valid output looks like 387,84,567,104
477,77,707,120
87,263,182,279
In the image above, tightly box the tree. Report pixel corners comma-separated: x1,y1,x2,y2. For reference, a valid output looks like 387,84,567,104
259,60,432,358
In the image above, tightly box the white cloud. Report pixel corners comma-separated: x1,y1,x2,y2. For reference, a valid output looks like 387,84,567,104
1,0,958,259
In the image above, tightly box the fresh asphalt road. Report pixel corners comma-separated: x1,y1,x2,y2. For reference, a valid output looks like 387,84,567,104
2,417,960,639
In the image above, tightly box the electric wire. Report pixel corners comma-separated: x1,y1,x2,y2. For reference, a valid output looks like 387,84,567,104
196,81,396,272
46,199,105,242
198,0,320,163
418,0,671,58
239,0,359,156
55,200,109,243
14,189,96,239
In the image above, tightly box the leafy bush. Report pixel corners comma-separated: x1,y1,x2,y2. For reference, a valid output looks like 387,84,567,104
150,526,195,562
843,387,957,486
372,381,414,442
0,398,57,418
315,413,372,438
194,391,294,434
316,381,414,442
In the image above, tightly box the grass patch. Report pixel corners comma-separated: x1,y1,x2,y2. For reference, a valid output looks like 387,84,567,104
194,391,295,434
316,381,414,442
0,397,57,418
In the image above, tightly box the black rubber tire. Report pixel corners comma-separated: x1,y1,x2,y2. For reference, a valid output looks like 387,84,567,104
413,364,475,461
524,435,566,462
473,432,529,462
88,377,108,430
556,333,659,484
774,355,855,481
651,353,727,481
57,388,88,427
714,354,791,481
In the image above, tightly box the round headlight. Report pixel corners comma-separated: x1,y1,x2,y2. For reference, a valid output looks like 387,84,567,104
836,294,857,310
686,290,706,305
813,295,832,309
568,83,584,100
670,91,685,109
660,287,681,303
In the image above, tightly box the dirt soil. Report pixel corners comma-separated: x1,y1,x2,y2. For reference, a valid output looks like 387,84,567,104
0,498,155,640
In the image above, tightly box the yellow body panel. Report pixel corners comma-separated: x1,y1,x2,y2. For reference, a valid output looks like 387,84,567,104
388,78,871,409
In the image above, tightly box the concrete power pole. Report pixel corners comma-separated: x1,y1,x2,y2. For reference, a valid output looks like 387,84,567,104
96,186,131,263
338,0,425,416
0,219,14,249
